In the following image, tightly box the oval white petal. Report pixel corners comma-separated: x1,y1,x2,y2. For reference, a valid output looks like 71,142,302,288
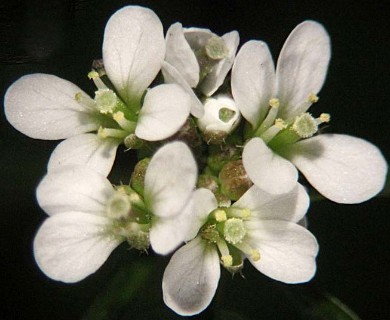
243,138,298,194
246,220,319,283
165,23,200,88
284,134,388,203
48,133,119,176
162,237,220,316
37,166,114,216
232,40,275,128
199,30,240,96
34,212,121,283
135,84,191,141
4,74,99,139
161,61,204,118
150,197,194,255
185,188,218,241
103,6,165,104
234,184,309,223
183,27,213,51
276,21,331,120
144,141,197,218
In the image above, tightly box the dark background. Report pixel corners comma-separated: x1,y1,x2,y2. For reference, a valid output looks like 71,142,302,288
0,1,389,319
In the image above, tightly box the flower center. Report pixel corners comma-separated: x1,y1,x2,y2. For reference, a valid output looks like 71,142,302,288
106,185,150,251
74,71,139,144
253,94,330,149
95,89,118,114
223,218,246,244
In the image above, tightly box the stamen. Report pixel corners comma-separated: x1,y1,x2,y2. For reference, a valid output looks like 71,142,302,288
308,93,319,103
74,92,96,111
221,255,233,267
317,113,331,124
260,118,287,143
98,127,128,140
216,238,230,257
226,207,251,219
88,71,107,90
113,111,137,132
234,242,261,262
212,209,227,222
256,98,280,134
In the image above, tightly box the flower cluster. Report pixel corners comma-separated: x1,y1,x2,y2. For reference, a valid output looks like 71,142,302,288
4,5,387,316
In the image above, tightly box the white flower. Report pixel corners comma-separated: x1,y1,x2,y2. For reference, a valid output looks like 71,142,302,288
4,6,191,176
162,184,318,316
33,141,197,283
161,23,240,117
232,20,388,203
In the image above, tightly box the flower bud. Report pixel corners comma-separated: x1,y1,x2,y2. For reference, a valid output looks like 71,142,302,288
219,160,253,200
197,94,240,144
130,158,150,196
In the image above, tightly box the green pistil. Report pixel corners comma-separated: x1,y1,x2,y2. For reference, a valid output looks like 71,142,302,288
205,36,229,60
219,107,236,123
223,218,247,245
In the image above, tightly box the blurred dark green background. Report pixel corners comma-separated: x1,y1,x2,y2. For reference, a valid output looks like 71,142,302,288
1,1,389,319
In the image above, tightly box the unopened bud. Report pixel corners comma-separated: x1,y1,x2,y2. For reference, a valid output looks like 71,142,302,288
219,160,253,200
130,158,150,196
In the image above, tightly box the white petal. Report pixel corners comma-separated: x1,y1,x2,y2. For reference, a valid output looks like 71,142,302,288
243,138,298,194
199,30,240,96
4,74,99,139
183,27,213,51
165,23,200,88
276,21,331,120
34,212,121,283
37,166,114,216
144,141,197,218
284,134,388,204
135,84,190,141
161,61,204,118
185,188,218,241
234,184,309,223
232,41,275,128
48,133,119,176
246,220,318,283
162,237,220,316
103,6,165,104
150,197,194,255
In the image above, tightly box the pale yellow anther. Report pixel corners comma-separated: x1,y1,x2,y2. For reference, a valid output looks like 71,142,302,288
88,70,100,80
239,208,251,219
75,92,82,102
274,118,287,129
319,113,331,123
269,98,280,108
116,186,127,194
221,255,233,267
129,192,142,205
308,93,319,103
113,111,125,122
251,249,261,262
214,209,227,222
98,127,108,139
